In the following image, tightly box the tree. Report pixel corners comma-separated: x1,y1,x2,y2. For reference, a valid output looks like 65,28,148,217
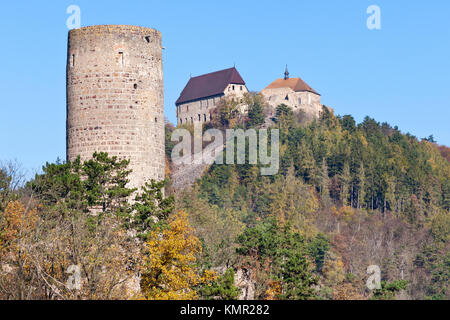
275,104,295,131
131,179,175,239
140,211,215,300
357,163,367,209
0,168,11,211
246,93,265,128
0,153,174,300
320,159,332,207
236,219,318,300
371,280,408,300
0,201,38,299
200,268,241,300
339,162,351,206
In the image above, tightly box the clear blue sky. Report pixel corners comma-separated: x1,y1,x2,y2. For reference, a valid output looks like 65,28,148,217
0,0,449,175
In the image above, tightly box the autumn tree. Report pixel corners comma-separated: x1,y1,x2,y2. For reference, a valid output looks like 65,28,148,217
140,211,215,300
0,201,38,299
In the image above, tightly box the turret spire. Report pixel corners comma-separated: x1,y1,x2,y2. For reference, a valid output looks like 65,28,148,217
284,64,289,80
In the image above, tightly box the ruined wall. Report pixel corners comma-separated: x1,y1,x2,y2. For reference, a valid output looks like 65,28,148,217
66,25,165,189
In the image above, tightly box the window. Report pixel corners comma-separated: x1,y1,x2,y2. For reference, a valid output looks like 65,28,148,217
118,52,124,66
186,105,189,112
145,36,151,43
180,118,183,124
298,98,302,104
232,85,235,90
240,86,243,91
134,84,138,89
285,95,289,101
191,117,193,123
198,114,201,121
155,117,158,123
204,114,207,122
71,54,75,67
206,99,209,107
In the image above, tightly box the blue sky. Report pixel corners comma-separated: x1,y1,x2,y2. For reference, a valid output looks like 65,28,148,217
0,0,449,175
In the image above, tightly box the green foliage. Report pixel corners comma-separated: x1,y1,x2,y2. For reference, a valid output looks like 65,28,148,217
200,268,241,300
246,94,265,128
30,152,173,234
415,244,450,300
236,219,318,299
131,180,175,239
0,168,12,211
176,103,450,300
165,122,176,157
371,280,408,300
275,104,295,130
308,233,330,273
30,152,135,217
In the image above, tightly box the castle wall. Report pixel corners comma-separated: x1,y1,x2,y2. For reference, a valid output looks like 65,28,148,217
176,96,219,125
176,84,248,125
66,25,165,189
261,87,322,118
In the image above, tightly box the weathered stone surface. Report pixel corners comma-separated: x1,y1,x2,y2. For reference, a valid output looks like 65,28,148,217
261,87,323,118
67,25,165,189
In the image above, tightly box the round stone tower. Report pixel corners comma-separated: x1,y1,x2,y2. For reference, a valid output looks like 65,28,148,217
66,25,165,189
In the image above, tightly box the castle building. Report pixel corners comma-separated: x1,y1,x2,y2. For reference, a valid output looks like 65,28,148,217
66,25,165,189
261,66,322,118
175,67,248,125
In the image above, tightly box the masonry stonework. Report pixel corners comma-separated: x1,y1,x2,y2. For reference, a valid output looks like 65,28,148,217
66,25,165,189
261,87,322,118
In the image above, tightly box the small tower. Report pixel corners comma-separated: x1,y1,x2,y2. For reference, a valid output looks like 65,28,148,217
284,65,289,80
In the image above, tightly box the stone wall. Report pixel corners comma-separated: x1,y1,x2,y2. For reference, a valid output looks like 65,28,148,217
261,87,322,118
66,25,165,189
176,84,248,125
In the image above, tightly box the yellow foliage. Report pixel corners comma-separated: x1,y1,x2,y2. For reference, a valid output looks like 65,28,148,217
140,211,215,300
0,201,37,252
323,253,345,285
265,281,282,300
333,282,365,300
339,205,355,221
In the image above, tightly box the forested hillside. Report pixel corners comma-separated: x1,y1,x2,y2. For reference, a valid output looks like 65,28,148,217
173,94,450,300
0,94,448,300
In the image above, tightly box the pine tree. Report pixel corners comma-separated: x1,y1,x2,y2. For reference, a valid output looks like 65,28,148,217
340,162,351,206
357,163,366,209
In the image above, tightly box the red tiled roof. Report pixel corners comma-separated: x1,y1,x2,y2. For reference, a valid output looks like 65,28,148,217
265,77,319,95
175,67,246,105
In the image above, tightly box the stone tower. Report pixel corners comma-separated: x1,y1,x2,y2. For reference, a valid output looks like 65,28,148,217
66,25,165,189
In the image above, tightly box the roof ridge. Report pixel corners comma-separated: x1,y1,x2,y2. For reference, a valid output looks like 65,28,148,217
175,67,245,105
190,67,236,80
